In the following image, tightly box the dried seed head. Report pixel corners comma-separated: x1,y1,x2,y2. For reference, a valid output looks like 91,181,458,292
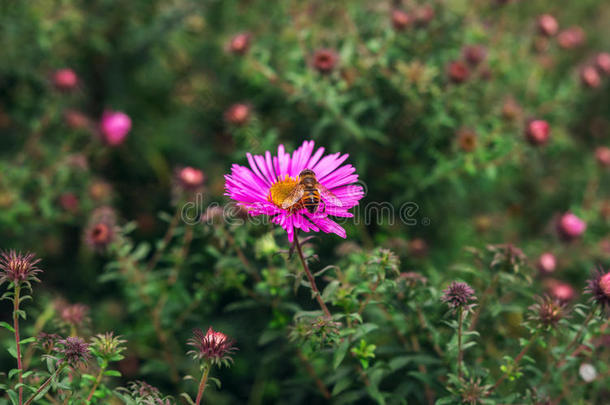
37,332,60,353
60,303,90,327
585,268,610,310
56,336,91,366
187,327,237,367
441,281,476,310
0,250,42,286
529,295,566,328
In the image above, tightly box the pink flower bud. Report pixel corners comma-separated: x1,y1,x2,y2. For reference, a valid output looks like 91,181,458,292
53,68,78,91
312,49,338,74
525,119,550,146
229,33,251,55
100,111,132,146
551,282,575,302
580,66,601,89
557,27,585,49
179,167,205,189
59,193,79,212
600,272,610,297
463,45,487,66
391,10,411,31
595,52,610,75
447,60,470,84
224,103,251,125
595,147,610,167
557,212,586,240
538,252,557,274
537,14,558,37
414,5,435,27
64,109,90,130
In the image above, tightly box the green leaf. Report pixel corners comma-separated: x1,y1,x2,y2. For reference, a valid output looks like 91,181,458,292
333,339,350,369
104,370,122,377
0,321,15,333
19,337,36,345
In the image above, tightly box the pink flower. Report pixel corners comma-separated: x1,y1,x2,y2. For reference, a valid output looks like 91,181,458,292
595,146,610,167
391,9,411,31
557,212,586,240
525,119,550,146
537,252,557,274
100,111,132,146
596,52,610,75
580,66,601,89
550,282,575,302
225,140,364,242
537,14,558,37
53,68,78,91
229,32,251,55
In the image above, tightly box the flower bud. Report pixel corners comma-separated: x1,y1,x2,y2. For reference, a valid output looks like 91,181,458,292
100,111,132,146
550,282,575,302
224,103,251,125
557,27,585,49
557,212,586,240
595,52,610,75
391,10,411,31
414,5,435,27
312,49,338,74
525,119,550,146
229,33,251,55
537,14,558,37
447,60,470,84
64,109,90,129
537,252,557,275
595,147,610,167
462,45,487,66
53,68,78,91
581,66,601,89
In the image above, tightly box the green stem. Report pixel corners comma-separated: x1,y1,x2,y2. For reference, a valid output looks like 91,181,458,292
24,364,67,405
457,307,464,380
490,330,540,393
293,235,332,318
194,365,211,405
13,284,23,405
85,365,106,403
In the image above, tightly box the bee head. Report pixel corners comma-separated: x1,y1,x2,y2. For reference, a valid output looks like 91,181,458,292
299,169,315,177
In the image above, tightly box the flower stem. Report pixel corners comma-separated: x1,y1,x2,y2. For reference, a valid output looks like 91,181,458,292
195,365,211,405
13,284,23,405
293,235,332,318
85,365,106,403
490,330,540,393
24,364,66,405
457,306,464,380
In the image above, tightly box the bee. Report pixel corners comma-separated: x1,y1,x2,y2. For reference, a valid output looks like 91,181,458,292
282,169,342,213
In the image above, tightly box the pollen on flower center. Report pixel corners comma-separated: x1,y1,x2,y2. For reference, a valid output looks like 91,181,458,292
268,176,299,208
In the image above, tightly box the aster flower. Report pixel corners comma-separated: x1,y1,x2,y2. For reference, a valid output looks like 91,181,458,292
441,281,476,310
0,250,42,286
312,49,338,73
187,327,237,367
224,140,364,242
173,166,206,203
55,336,91,367
585,267,610,310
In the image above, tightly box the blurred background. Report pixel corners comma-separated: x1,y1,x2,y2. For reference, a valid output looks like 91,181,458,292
1,0,610,403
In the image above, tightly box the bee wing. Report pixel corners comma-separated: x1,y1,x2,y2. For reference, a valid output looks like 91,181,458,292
317,183,342,207
281,184,305,209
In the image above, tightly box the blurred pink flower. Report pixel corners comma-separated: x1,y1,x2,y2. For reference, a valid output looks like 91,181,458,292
537,14,558,37
312,49,338,74
557,212,586,240
224,103,251,126
100,111,132,146
229,32,251,55
525,119,550,146
53,68,78,91
595,52,610,75
225,140,364,242
391,9,411,31
537,252,556,274
550,281,575,302
580,66,601,89
595,147,610,167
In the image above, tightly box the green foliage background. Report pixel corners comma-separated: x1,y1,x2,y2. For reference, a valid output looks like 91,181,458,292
1,0,610,403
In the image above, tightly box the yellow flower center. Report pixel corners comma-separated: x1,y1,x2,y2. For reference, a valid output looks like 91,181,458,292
268,175,299,209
